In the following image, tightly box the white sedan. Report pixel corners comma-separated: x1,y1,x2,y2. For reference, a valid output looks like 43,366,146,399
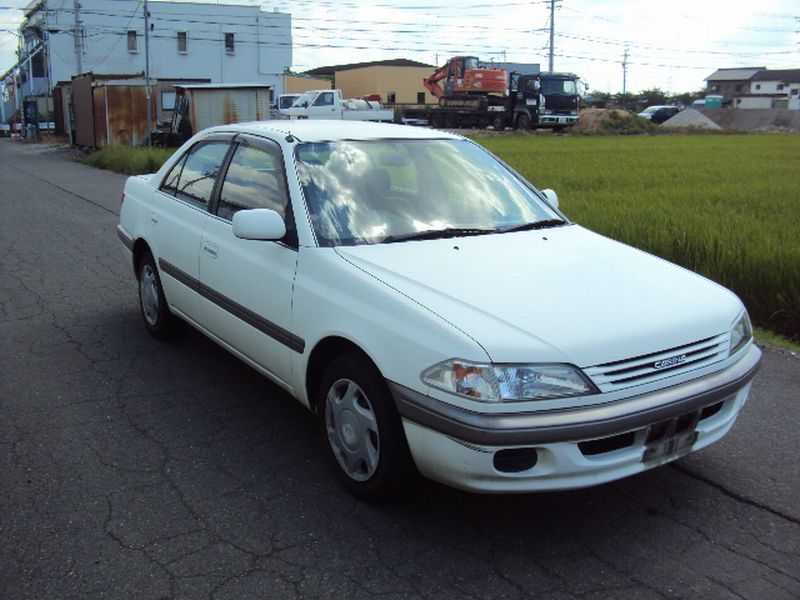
118,121,761,499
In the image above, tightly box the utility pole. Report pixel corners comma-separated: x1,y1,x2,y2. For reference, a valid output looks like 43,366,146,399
144,0,152,146
622,47,628,105
548,0,555,71
73,0,82,76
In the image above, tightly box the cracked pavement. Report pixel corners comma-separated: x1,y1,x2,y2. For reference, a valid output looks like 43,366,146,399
1,137,798,599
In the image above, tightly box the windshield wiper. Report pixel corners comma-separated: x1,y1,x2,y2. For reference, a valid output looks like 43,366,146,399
382,227,495,244
497,219,568,233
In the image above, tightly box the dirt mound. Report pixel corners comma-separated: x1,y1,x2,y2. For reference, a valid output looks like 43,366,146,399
573,108,658,135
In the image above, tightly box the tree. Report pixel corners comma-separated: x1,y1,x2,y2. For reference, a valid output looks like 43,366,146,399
670,89,706,108
585,90,610,108
638,87,670,108
610,92,636,110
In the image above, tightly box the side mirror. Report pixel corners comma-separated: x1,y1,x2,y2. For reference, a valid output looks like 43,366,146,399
232,209,286,241
541,188,559,210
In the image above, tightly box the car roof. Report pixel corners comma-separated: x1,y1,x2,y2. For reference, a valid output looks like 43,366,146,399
202,120,463,143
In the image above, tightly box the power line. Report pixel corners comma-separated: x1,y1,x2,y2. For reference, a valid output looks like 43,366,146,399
41,5,797,61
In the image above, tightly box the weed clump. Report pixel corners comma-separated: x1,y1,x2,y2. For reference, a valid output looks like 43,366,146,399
84,145,173,175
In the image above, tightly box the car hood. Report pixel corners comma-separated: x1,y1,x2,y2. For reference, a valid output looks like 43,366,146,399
334,225,742,367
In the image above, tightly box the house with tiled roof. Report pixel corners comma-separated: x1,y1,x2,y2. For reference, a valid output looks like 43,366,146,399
705,67,800,109
735,69,800,110
705,67,765,104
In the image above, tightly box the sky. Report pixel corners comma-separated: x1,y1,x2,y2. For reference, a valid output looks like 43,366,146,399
1,0,798,93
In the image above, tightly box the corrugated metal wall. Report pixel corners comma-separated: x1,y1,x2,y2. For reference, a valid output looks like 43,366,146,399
53,86,64,136
72,77,95,147
97,85,153,146
71,79,156,147
187,88,271,132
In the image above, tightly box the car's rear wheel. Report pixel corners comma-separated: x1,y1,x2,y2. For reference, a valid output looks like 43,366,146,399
137,251,174,339
517,113,532,130
319,353,416,500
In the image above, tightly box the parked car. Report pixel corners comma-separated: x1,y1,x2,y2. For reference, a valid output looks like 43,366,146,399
274,93,301,116
638,105,681,124
118,121,761,499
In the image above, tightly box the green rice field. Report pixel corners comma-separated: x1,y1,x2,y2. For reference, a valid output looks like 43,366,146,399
476,134,800,340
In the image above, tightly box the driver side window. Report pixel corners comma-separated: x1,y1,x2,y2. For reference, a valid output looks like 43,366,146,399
312,92,334,107
217,143,288,221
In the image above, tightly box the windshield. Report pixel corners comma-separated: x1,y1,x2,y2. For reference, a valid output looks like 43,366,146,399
295,139,562,247
292,91,316,107
540,78,578,96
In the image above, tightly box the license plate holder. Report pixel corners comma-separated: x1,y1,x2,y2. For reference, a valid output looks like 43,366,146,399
643,430,698,464
642,410,700,465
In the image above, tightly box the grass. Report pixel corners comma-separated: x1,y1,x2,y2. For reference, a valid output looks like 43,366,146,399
476,133,800,341
84,145,173,175
754,327,800,353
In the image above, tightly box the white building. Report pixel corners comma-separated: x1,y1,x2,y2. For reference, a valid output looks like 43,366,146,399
733,69,800,110
2,0,292,122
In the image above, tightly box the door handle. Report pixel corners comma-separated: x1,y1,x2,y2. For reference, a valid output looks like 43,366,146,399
149,211,158,224
203,242,217,258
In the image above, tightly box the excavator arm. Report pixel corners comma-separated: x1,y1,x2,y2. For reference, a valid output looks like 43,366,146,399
423,56,507,100
423,63,451,98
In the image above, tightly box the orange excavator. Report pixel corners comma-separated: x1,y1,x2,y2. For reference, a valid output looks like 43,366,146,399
409,55,581,130
423,56,507,106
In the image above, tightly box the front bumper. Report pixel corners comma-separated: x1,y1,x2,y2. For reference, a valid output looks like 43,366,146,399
539,114,578,126
390,344,761,492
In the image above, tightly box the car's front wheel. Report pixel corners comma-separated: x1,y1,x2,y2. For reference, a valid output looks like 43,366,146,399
319,353,416,500
137,251,174,339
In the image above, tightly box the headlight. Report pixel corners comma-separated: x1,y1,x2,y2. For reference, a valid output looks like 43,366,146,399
421,360,598,402
729,311,753,356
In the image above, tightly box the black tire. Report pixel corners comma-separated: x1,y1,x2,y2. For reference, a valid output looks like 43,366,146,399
318,353,417,500
137,250,175,339
430,113,444,128
492,114,507,131
517,113,532,130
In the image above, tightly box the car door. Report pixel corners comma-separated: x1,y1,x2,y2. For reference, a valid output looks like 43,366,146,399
150,134,233,323
198,134,301,390
308,91,337,119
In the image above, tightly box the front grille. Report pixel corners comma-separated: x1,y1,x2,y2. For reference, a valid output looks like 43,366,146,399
578,431,635,456
584,333,728,393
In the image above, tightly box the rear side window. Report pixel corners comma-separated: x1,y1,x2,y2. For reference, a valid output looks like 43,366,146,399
168,142,229,209
217,142,289,221
160,155,186,195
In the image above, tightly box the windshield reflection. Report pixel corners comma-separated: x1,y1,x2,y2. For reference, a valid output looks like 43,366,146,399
295,139,559,247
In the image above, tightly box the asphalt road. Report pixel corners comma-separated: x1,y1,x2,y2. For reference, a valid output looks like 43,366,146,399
1,138,798,600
